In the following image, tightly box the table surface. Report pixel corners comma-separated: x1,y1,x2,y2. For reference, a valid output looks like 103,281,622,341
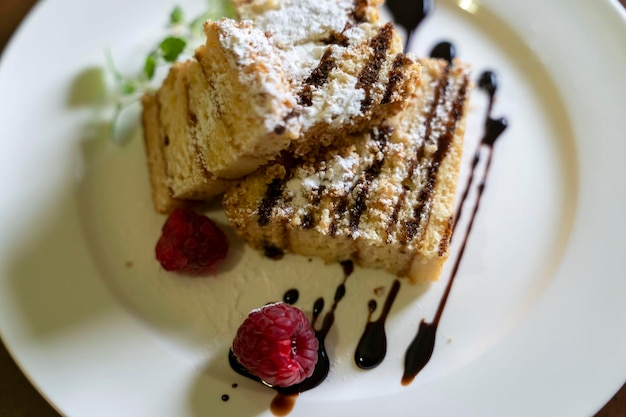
1,0,625,416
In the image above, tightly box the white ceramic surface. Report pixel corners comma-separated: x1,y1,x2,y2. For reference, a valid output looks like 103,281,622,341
0,0,625,416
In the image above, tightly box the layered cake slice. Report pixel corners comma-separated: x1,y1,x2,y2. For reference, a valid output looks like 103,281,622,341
193,15,420,176
142,4,419,212
223,59,470,282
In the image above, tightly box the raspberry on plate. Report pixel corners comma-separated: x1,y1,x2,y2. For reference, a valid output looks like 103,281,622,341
155,208,228,275
232,303,319,388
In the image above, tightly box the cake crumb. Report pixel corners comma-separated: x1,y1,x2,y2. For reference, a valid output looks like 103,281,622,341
373,286,385,297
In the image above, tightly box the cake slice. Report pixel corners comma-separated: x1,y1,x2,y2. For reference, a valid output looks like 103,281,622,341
223,59,470,282
191,4,420,177
142,0,419,213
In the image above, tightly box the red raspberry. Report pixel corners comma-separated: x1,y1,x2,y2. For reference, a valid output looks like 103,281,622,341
155,208,228,275
232,303,318,387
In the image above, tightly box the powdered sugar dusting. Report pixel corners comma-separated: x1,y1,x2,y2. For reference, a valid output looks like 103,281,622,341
236,0,357,47
213,19,297,131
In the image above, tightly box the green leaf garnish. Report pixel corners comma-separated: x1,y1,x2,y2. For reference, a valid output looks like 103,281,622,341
144,52,157,80
160,36,187,62
170,6,184,25
120,81,136,95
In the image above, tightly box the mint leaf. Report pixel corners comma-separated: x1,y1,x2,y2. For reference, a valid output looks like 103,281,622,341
160,36,187,62
120,81,136,95
144,52,157,80
170,6,184,25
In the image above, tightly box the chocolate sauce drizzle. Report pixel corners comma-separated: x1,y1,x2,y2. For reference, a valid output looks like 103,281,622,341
229,261,354,415
401,69,508,386
430,41,457,63
354,279,401,369
386,0,433,50
452,70,508,237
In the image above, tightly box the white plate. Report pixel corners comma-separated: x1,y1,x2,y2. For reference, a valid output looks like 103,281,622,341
1,0,625,416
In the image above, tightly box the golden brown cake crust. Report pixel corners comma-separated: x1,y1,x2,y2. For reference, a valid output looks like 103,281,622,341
141,93,188,214
223,59,471,283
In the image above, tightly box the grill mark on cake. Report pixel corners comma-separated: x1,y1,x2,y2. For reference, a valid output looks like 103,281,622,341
311,185,326,206
387,67,450,244
400,72,451,244
300,185,326,230
437,215,454,257
351,0,370,23
356,23,394,112
329,198,349,237
298,48,336,106
257,178,285,226
322,26,350,47
301,212,315,230
403,74,469,245
385,185,408,244
328,123,392,237
348,124,393,233
381,54,409,105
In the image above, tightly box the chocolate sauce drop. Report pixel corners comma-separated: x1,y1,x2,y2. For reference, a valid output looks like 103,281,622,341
312,298,325,324
401,319,437,385
270,394,297,416
283,289,299,305
386,0,434,50
478,70,498,105
482,117,508,147
340,259,354,277
232,383,238,388
221,394,229,401
429,41,457,63
354,279,401,369
402,70,509,385
263,244,285,260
